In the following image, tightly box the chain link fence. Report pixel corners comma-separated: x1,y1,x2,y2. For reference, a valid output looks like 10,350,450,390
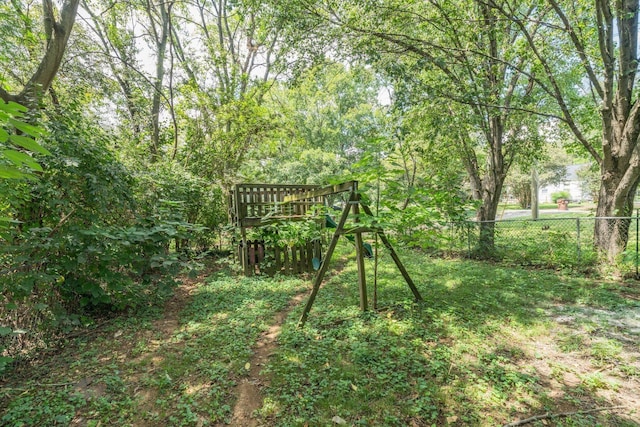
427,215,640,274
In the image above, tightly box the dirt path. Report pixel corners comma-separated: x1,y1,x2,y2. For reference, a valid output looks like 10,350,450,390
228,291,309,427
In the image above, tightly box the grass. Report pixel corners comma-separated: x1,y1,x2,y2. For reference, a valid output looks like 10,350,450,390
1,245,639,426
0,261,308,426
258,249,639,426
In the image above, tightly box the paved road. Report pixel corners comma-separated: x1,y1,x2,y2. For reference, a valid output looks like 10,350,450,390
498,208,589,220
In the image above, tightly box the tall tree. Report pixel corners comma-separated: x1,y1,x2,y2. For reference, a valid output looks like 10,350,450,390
174,0,284,187
143,0,172,161
273,0,546,251
81,0,145,141
489,0,640,260
0,0,80,109
240,62,385,184
81,0,177,161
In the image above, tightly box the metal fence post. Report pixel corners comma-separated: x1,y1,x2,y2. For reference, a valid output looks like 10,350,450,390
576,218,581,265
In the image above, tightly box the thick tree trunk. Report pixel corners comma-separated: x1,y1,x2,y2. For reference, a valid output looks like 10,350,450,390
0,0,80,108
475,173,504,256
594,163,639,261
471,111,508,256
461,118,508,257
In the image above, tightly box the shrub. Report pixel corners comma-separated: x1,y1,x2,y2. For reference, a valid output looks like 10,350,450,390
551,190,571,203
0,108,205,373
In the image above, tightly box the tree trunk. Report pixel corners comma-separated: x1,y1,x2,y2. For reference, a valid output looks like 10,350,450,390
475,172,504,257
594,162,639,261
147,0,170,162
470,105,508,256
0,0,80,108
509,0,640,263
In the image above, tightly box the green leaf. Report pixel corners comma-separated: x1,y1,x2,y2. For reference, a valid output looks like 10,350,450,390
8,118,45,137
8,134,51,155
0,326,12,336
0,101,27,114
0,356,13,373
0,128,8,142
2,149,43,171
0,166,28,179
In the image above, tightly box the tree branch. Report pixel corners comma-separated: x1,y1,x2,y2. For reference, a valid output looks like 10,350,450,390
489,0,601,164
548,0,604,99
503,406,627,427
18,0,80,107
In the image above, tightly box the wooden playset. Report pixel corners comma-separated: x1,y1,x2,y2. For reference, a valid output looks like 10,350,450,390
229,180,423,326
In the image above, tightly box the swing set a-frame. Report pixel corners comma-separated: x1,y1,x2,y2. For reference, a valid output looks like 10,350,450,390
280,180,423,327
229,180,422,326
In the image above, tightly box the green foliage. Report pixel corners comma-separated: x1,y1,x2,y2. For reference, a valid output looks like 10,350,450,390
348,137,474,250
0,101,48,181
0,270,307,426
240,63,385,186
2,248,638,426
184,94,277,187
0,107,206,373
552,190,572,203
244,148,351,185
505,146,574,208
577,163,600,203
250,204,324,249
133,163,227,250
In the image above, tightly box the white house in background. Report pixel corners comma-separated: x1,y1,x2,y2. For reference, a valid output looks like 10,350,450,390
539,163,590,203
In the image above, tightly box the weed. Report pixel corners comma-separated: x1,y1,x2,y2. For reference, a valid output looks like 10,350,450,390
580,372,617,392
619,364,640,378
2,247,638,427
558,332,585,352
590,339,623,366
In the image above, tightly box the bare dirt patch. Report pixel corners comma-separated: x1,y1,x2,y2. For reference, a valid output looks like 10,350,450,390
228,290,309,427
506,304,640,424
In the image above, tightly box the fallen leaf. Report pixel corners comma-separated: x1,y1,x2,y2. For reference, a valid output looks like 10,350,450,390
350,383,358,391
245,362,251,370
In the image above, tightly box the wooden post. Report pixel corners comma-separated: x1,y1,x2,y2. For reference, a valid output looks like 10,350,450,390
531,166,539,220
292,245,298,274
241,228,250,276
298,190,355,327
306,241,313,272
353,193,368,312
275,245,282,273
284,248,290,275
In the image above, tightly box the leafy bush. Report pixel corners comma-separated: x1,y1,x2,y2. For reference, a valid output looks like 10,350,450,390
0,108,206,373
0,101,49,181
252,214,323,249
551,190,571,202
0,100,49,373
133,164,227,251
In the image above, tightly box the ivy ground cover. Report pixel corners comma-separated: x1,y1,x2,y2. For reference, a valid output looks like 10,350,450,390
1,246,639,426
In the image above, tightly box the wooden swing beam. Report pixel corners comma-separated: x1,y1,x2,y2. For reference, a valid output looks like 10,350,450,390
292,181,423,327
